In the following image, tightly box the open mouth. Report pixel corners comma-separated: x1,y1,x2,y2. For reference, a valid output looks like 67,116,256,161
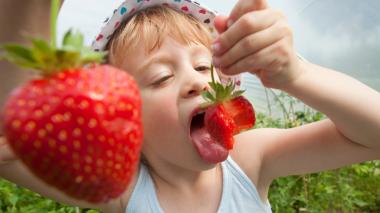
189,109,228,164
190,111,205,132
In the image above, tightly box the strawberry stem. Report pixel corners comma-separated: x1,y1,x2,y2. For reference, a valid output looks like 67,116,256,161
50,0,60,49
211,64,216,84
200,64,246,108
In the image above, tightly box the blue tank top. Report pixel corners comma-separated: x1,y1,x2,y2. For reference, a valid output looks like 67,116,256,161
126,156,272,212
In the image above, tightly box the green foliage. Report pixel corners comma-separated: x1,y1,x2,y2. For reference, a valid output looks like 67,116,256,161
259,91,380,213
0,178,101,213
268,152,380,213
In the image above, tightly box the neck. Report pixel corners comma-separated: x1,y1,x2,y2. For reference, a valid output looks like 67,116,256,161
138,156,225,213
146,157,222,194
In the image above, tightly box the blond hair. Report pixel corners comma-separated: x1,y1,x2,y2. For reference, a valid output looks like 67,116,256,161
106,6,213,67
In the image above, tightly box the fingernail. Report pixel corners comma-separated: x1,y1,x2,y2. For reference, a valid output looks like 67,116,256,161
227,20,234,28
211,42,221,54
212,57,221,67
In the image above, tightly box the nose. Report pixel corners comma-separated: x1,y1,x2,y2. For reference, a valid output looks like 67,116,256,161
181,71,209,99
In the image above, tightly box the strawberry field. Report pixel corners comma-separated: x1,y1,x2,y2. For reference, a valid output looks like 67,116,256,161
0,93,379,212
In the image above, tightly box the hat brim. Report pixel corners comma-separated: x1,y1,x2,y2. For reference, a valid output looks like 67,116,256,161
91,0,218,51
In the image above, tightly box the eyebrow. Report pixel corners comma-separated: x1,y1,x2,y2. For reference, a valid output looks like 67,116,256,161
190,45,212,58
137,54,173,75
136,45,211,76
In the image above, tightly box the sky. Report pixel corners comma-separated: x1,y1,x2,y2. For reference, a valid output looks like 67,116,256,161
58,0,380,113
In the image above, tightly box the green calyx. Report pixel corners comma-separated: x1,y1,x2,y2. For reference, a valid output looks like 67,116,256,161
0,0,105,77
0,30,105,77
201,64,245,108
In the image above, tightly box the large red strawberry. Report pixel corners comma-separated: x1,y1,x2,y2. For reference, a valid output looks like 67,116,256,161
1,24,142,202
201,65,255,150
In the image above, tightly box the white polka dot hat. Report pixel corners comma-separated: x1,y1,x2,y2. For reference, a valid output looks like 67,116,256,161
91,0,241,87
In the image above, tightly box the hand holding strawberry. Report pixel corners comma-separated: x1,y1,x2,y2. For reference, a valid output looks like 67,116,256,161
212,0,302,89
0,0,142,203
202,65,255,150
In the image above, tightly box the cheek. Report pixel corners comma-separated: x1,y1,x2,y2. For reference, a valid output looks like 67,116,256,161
140,90,179,139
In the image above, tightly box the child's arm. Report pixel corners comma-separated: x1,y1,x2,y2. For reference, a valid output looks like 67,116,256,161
0,136,137,212
258,61,380,174
214,0,380,193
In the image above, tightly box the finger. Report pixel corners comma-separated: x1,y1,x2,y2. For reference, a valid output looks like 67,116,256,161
213,15,229,34
0,137,16,163
221,38,291,76
229,0,269,24
213,19,289,68
212,9,281,56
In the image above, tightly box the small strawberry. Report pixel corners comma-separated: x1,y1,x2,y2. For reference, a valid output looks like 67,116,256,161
201,65,255,150
0,0,142,203
204,104,236,149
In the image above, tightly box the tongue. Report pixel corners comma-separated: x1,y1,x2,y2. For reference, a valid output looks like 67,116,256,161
190,126,228,164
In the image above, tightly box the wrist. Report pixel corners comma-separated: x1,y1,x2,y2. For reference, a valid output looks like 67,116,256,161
274,57,308,91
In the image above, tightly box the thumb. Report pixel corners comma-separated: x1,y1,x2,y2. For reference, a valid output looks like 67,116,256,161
213,15,229,34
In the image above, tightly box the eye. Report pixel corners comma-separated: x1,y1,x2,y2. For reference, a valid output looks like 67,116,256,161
195,65,211,72
152,75,174,86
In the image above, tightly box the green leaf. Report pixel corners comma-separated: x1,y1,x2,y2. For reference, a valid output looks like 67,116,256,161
2,44,36,64
55,49,81,69
200,63,247,105
208,81,218,91
31,39,55,69
80,48,106,64
1,44,44,69
202,91,215,102
31,38,52,53
220,86,227,100
62,30,84,50
224,83,234,99
232,90,245,98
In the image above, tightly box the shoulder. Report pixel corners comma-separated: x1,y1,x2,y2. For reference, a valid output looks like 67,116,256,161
229,128,284,198
230,127,285,177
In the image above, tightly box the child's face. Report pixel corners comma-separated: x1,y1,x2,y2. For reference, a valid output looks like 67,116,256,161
121,37,218,170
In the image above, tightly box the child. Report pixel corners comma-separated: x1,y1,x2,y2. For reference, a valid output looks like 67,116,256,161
1,0,379,212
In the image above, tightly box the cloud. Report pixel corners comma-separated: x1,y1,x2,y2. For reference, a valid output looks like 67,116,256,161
285,1,380,90
243,0,380,114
